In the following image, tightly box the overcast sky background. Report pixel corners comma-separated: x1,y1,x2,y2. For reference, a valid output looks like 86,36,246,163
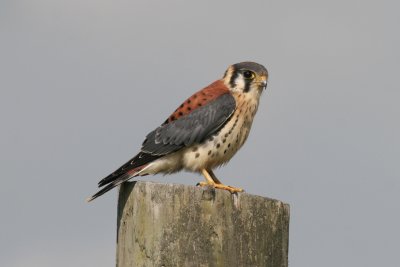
1,0,399,266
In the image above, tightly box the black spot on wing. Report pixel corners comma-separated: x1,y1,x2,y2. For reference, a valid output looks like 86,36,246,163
141,93,236,155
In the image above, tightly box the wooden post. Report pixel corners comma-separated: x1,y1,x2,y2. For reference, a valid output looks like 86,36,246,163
116,181,290,267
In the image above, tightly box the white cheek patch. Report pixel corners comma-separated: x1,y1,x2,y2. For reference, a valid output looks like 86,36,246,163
235,75,245,89
230,75,246,93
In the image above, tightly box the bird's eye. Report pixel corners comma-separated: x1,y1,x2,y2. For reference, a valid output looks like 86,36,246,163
243,71,255,79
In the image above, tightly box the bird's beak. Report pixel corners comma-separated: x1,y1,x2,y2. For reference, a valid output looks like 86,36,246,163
262,80,267,90
260,78,267,90
256,75,268,90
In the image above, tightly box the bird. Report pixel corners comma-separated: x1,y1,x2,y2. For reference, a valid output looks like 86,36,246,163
87,61,268,202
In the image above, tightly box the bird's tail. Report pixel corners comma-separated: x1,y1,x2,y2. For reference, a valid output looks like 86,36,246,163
86,166,145,202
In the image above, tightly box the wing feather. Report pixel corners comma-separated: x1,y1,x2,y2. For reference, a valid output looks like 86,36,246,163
142,93,236,155
89,86,235,201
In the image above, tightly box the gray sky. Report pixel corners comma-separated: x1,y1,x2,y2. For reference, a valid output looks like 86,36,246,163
1,0,399,266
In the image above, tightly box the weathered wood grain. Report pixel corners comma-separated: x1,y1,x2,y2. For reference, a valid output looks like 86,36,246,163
116,181,289,267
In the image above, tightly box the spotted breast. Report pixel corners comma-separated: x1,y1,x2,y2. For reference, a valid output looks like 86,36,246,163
181,90,261,172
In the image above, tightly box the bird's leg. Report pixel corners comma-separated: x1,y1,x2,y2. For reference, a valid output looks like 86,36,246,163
198,169,216,185
197,169,244,193
208,169,222,184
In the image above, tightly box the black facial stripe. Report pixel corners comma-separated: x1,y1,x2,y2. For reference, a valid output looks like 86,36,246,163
243,79,251,93
229,69,239,88
223,69,229,79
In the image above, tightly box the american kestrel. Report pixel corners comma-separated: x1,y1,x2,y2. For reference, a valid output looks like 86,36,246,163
87,62,268,202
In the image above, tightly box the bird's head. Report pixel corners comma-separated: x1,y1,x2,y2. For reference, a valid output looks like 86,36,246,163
223,62,268,95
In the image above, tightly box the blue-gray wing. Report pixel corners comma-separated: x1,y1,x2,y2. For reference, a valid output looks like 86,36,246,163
141,93,236,155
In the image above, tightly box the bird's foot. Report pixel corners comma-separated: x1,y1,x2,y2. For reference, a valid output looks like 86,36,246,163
196,182,244,193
